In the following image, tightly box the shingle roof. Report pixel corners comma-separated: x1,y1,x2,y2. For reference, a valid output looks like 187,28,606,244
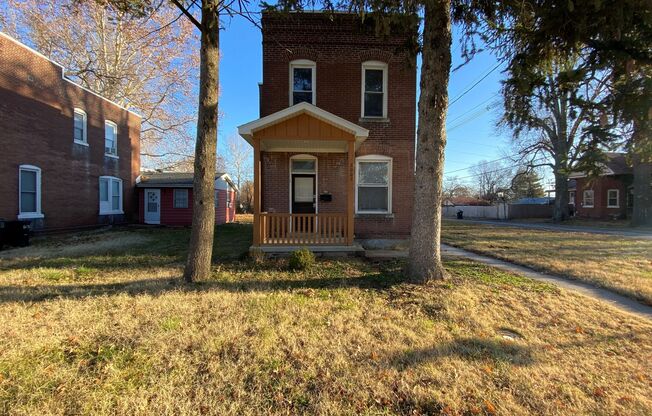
603,152,632,175
136,171,229,188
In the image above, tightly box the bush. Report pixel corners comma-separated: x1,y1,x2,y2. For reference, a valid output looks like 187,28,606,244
288,247,315,271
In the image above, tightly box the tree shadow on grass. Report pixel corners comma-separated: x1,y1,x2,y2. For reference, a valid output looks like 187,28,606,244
0,265,407,304
387,337,536,368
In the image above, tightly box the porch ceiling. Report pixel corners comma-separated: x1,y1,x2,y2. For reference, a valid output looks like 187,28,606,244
238,102,368,152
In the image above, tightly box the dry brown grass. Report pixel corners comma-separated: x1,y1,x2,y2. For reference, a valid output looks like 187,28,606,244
1,224,651,415
442,220,652,305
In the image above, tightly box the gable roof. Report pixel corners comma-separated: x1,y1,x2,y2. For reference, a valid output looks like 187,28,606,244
237,102,369,145
568,152,633,178
136,171,238,191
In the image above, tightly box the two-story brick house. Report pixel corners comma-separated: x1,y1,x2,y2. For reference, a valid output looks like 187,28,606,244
238,12,416,250
0,32,141,231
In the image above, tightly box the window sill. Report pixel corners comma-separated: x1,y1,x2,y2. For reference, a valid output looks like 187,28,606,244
607,206,620,209
74,140,89,147
18,213,44,220
99,210,124,215
582,205,594,208
355,212,394,218
104,153,119,159
359,117,390,124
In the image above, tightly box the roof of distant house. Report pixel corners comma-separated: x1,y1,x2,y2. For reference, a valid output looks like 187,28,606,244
569,152,633,178
443,197,492,206
136,171,237,191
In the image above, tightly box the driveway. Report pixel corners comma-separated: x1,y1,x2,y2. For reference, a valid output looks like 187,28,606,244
458,219,652,240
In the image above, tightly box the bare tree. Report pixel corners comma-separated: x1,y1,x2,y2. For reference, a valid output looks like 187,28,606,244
469,160,512,203
2,0,200,168
224,134,252,189
442,176,472,202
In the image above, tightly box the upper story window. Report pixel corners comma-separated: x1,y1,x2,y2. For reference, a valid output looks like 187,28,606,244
290,59,316,106
73,108,87,144
99,176,123,214
174,189,189,209
105,121,118,157
356,155,392,214
583,189,594,208
361,61,388,118
18,165,43,219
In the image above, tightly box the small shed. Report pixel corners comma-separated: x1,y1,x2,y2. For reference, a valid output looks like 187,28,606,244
136,172,237,226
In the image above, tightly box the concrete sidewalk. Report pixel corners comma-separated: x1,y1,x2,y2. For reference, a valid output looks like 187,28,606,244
456,219,652,239
365,246,652,320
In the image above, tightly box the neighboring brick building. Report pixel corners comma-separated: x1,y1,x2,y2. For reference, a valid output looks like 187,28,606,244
0,32,141,231
136,172,237,226
239,12,416,249
569,153,634,220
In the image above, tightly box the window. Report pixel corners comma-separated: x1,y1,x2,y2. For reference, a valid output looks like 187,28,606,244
227,190,232,208
73,108,87,144
607,189,619,208
291,159,316,174
289,60,316,106
361,61,388,118
627,189,634,208
356,155,392,214
99,176,122,214
583,189,594,208
569,191,575,205
214,190,219,206
174,189,189,208
18,165,43,219
105,121,117,156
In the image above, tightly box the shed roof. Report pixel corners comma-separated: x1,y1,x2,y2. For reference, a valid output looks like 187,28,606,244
136,172,237,191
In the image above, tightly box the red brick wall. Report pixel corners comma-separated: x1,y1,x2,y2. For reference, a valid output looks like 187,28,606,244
0,33,141,230
138,188,236,226
260,13,416,239
574,175,632,219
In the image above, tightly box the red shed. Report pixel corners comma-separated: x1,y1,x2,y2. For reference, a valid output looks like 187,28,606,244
136,172,237,226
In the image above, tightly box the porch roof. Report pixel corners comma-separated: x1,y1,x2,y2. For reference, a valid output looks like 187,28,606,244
237,102,369,152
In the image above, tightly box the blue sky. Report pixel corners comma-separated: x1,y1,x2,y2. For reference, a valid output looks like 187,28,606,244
217,14,543,188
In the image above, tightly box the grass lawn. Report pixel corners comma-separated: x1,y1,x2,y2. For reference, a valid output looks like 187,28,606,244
442,220,652,305
1,222,651,415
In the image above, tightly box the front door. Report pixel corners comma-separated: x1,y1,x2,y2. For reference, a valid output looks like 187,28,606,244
144,189,161,224
292,174,316,213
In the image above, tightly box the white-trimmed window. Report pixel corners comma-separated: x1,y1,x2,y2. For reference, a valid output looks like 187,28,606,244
174,189,189,209
583,189,594,208
569,191,575,205
73,108,87,144
105,120,117,156
99,176,123,214
607,189,619,208
361,61,388,118
356,155,392,214
18,165,43,219
289,59,316,106
227,190,232,208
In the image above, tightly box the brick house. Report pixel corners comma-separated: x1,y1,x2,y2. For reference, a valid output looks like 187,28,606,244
238,12,416,250
0,32,141,231
136,172,237,226
569,153,634,220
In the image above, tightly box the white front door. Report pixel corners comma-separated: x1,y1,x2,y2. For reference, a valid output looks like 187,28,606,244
144,189,161,224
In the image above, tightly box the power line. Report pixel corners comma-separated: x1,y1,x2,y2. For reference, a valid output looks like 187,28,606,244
452,156,550,182
447,92,500,125
448,61,504,107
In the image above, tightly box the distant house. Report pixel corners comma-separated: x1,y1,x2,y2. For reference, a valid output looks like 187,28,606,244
443,197,492,207
569,152,633,220
512,197,554,205
0,32,141,231
136,172,237,226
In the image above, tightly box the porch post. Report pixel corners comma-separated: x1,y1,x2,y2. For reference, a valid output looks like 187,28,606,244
347,140,355,245
253,138,261,246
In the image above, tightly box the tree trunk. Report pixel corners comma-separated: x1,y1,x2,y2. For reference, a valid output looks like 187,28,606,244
632,156,652,226
183,0,220,283
408,0,451,283
552,170,570,222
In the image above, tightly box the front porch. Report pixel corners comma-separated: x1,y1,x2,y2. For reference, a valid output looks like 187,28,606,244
239,102,369,249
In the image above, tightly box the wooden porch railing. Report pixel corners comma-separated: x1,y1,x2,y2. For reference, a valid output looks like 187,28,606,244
258,213,349,245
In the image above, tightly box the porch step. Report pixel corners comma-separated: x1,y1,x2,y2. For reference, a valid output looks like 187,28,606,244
252,243,364,257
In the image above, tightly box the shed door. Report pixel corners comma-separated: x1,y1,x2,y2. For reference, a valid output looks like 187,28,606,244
144,189,161,224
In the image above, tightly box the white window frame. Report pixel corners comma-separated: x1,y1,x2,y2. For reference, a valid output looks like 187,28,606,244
99,176,123,215
18,164,44,219
583,189,594,208
361,61,388,119
73,108,88,145
173,188,189,209
104,120,118,158
569,190,575,205
607,189,620,208
355,155,392,214
289,59,316,106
